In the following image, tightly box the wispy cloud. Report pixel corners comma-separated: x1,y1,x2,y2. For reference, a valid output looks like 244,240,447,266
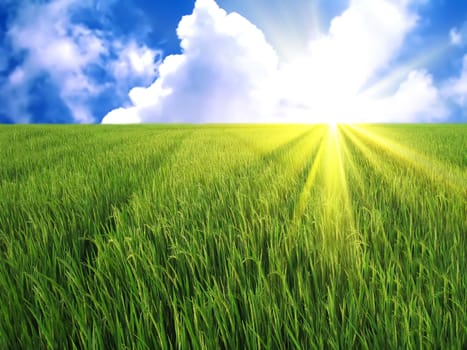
5,0,105,122
443,55,467,107
2,0,160,123
449,21,467,48
450,28,462,46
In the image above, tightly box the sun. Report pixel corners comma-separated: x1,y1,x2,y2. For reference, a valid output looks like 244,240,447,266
328,121,338,131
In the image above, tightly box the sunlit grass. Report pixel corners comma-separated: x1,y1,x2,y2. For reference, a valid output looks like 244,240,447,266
347,124,467,193
0,124,465,349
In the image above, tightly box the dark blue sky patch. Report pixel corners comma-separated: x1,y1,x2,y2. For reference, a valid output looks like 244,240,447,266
0,1,15,69
84,64,113,85
0,114,15,124
27,75,74,123
0,8,9,35
420,0,467,33
105,0,194,55
70,7,108,32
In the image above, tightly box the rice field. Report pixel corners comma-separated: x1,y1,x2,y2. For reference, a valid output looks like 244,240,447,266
0,124,465,349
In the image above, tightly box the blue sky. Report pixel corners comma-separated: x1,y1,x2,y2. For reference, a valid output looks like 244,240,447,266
0,0,466,124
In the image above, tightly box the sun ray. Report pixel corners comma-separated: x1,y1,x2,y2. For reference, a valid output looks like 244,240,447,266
346,125,467,194
337,125,366,198
360,41,451,99
291,125,327,225
309,0,323,40
340,125,398,187
339,125,466,245
318,125,362,268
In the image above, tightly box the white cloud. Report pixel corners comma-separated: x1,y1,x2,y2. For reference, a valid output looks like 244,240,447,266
8,68,26,86
449,22,467,47
444,55,467,107
278,0,420,122
104,0,280,123
4,0,160,123
105,0,447,124
111,41,161,83
450,28,462,46
7,0,106,122
369,70,447,122
102,107,141,124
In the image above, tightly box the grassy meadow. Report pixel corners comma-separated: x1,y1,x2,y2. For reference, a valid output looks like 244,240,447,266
0,124,465,349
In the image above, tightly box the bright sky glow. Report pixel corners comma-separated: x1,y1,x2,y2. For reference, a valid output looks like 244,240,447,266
0,0,467,123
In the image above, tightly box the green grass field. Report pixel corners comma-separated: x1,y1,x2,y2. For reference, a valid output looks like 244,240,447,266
0,124,465,349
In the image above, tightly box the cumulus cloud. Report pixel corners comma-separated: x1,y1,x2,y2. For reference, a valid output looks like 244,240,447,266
284,69,448,123
280,0,449,123
366,70,447,122
2,0,160,123
384,70,447,122
104,0,279,123
284,0,418,99
105,0,449,124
